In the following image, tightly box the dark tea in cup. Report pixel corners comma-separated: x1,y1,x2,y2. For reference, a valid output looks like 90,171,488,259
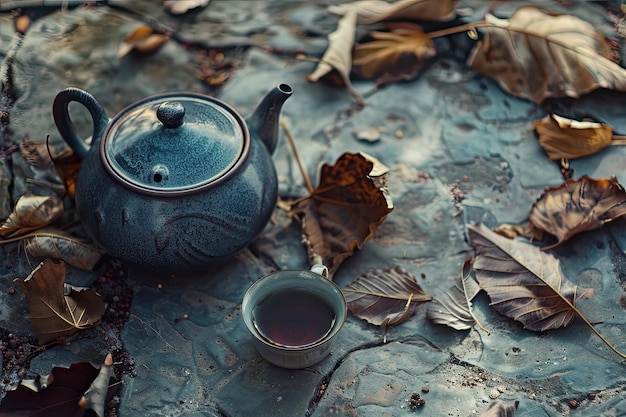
241,264,347,368
252,289,336,347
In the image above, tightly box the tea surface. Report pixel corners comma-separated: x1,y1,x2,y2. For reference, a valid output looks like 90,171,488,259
253,289,335,347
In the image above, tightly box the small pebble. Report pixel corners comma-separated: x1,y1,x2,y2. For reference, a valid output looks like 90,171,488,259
489,388,501,399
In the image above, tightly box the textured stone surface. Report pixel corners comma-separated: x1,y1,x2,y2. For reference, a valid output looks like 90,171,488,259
1,1,626,416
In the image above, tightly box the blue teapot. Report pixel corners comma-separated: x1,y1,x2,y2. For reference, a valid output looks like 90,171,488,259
53,84,292,272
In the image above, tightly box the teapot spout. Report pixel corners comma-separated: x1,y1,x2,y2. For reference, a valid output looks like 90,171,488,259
246,84,293,155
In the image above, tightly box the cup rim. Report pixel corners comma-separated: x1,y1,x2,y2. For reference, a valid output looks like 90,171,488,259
241,269,347,351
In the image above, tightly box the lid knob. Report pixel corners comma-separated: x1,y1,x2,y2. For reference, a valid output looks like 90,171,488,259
157,102,185,128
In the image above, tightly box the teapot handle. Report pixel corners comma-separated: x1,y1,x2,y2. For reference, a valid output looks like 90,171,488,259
52,87,109,159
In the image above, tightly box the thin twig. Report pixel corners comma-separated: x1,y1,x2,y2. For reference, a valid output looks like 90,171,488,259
280,119,315,194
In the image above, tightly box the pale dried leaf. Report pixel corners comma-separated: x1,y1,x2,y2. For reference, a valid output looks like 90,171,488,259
468,5,626,103
529,176,626,249
0,195,63,238
307,9,364,105
533,114,614,160
14,259,105,344
343,266,432,328
328,0,457,24
468,223,594,332
426,259,486,332
78,353,114,417
24,229,102,271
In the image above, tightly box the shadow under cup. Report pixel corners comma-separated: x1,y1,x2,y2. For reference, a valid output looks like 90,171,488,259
241,268,347,369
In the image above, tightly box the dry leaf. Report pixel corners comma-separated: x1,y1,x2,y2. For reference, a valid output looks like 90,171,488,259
164,0,210,15
529,176,626,250
468,5,626,103
343,266,432,330
533,114,614,160
468,223,595,331
289,152,393,277
493,222,543,241
78,353,115,417
479,400,519,417
118,25,171,58
52,146,82,199
426,259,487,332
307,9,365,106
1,360,116,417
24,229,102,271
328,0,457,24
353,25,436,79
0,195,63,238
20,137,73,169
14,259,105,344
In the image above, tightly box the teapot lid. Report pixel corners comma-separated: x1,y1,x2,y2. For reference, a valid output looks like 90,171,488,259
101,92,249,196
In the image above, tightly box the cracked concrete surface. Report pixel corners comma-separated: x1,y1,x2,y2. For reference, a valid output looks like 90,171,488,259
1,1,626,416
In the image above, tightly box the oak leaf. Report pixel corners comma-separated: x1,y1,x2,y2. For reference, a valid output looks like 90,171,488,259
14,259,105,344
0,195,63,238
353,25,436,79
426,259,488,333
307,9,365,106
533,114,614,161
479,400,519,417
529,176,626,250
117,25,171,58
467,5,626,103
328,0,458,24
343,266,432,330
289,152,393,277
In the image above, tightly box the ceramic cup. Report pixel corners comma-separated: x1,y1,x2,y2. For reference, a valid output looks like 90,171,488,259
241,264,347,369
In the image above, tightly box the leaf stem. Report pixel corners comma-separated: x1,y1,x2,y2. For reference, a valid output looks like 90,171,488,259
569,297,626,360
611,135,626,145
280,119,315,195
425,21,488,40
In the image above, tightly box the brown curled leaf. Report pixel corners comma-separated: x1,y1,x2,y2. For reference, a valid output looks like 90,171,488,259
289,152,393,277
353,24,436,79
529,176,626,249
533,114,614,161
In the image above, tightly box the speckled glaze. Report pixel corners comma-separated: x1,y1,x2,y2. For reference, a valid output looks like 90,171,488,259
53,85,292,272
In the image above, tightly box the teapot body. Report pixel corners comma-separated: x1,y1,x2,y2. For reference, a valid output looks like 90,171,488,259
53,86,292,272
74,137,277,271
